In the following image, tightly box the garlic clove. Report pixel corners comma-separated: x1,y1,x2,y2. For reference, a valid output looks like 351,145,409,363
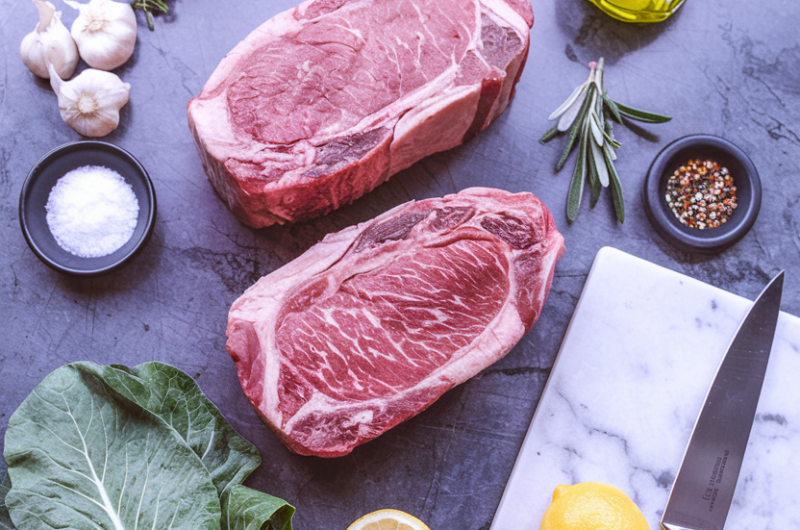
65,0,137,71
49,63,131,138
20,0,79,79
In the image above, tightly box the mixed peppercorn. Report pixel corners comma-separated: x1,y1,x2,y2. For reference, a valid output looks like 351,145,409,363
665,159,737,229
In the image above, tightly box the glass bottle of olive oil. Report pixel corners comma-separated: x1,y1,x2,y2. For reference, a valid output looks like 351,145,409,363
586,0,687,23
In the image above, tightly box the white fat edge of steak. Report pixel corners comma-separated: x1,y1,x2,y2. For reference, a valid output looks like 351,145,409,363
483,0,530,35
388,84,482,175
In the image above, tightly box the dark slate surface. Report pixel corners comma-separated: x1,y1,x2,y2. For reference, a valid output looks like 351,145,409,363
1,1,798,528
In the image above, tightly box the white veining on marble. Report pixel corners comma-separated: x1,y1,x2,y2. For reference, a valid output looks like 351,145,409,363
491,247,800,530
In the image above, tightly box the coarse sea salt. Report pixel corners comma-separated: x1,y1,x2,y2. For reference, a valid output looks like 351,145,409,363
45,165,140,258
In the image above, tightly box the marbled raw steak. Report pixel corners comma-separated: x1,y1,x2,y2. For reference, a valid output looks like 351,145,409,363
226,188,564,457
187,0,534,228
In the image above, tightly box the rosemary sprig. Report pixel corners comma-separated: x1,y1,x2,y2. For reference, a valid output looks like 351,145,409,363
541,58,671,223
131,0,169,31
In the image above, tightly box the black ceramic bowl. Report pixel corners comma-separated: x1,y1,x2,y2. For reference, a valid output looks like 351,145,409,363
643,135,760,253
19,141,156,277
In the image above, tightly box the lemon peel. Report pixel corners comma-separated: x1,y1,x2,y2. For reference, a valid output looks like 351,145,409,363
540,482,648,530
346,508,431,530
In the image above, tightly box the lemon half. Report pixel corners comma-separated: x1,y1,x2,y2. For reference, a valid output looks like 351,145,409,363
540,482,649,530
346,509,431,530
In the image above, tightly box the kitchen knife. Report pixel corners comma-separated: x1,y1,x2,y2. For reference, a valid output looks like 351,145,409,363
660,271,784,530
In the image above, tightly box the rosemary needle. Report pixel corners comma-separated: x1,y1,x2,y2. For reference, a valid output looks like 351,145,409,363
541,58,671,223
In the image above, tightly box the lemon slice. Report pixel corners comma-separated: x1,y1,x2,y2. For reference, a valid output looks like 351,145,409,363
346,509,431,530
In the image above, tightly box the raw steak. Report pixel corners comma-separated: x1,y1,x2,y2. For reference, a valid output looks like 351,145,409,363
226,187,564,457
187,0,534,228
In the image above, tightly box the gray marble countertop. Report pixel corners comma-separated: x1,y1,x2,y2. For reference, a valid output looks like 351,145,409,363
1,1,798,529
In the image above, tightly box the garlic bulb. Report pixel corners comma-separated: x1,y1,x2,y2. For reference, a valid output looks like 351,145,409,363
48,63,131,137
20,0,79,79
65,0,137,71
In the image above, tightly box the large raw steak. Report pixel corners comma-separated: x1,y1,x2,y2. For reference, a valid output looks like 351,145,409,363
188,0,534,228
226,188,564,457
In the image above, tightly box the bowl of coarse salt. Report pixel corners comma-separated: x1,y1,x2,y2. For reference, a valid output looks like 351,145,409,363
20,141,156,276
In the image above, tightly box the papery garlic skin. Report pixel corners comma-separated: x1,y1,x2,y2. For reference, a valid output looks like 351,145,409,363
49,64,131,137
20,0,79,79
65,0,137,71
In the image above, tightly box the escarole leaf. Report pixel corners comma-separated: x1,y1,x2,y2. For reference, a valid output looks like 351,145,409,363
0,474,14,530
222,485,296,530
81,362,261,494
3,364,221,530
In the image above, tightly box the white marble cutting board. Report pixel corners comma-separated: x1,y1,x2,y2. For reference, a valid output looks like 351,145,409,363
491,247,800,530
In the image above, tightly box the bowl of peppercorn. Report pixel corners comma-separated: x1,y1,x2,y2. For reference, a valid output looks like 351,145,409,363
643,134,761,253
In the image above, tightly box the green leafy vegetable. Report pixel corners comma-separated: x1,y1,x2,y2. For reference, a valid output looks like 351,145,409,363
82,362,261,494
131,0,169,31
0,474,13,530
4,364,221,530
85,363,293,529
2,362,294,530
541,57,672,223
222,485,296,530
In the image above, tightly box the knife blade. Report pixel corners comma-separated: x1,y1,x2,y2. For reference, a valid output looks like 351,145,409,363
661,271,784,530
